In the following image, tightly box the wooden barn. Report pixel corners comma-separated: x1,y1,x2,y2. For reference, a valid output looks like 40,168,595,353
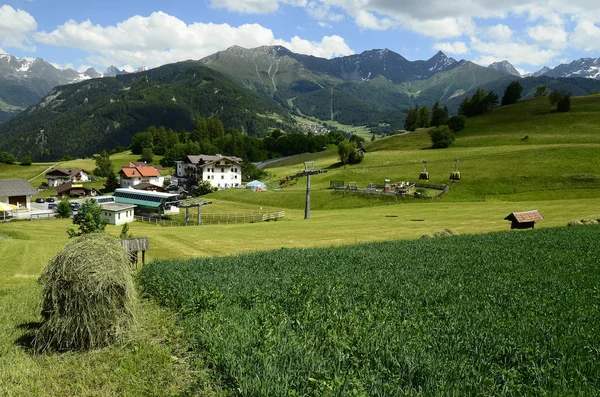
505,210,544,230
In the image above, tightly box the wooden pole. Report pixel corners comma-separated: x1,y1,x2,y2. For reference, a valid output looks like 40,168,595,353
197,204,202,225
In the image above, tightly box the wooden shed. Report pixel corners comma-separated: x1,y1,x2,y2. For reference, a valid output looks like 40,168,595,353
504,210,544,230
118,238,149,267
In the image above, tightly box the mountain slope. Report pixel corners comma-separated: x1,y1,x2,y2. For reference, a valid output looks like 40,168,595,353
544,58,600,79
0,61,293,161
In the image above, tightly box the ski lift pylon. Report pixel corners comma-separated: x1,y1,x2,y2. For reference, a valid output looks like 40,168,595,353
419,160,429,182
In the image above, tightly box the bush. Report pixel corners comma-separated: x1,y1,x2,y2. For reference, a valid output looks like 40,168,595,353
447,116,466,132
549,90,571,112
20,156,32,166
193,180,217,196
34,234,137,352
429,125,455,149
67,200,107,237
56,200,72,218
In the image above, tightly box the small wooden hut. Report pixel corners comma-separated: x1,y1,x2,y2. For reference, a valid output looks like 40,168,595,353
118,238,149,267
504,210,544,230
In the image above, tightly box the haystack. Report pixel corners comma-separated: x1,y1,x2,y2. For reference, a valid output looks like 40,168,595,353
34,233,137,352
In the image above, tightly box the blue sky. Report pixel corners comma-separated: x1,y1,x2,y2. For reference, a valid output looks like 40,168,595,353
1,0,599,74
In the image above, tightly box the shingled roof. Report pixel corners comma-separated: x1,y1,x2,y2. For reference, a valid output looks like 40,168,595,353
504,210,544,223
0,179,38,197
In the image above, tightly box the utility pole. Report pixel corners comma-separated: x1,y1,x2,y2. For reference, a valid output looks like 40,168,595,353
294,161,326,220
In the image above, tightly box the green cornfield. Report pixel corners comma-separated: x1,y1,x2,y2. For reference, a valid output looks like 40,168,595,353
139,226,600,395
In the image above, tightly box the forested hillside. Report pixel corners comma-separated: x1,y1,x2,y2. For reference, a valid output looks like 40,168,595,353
0,61,294,161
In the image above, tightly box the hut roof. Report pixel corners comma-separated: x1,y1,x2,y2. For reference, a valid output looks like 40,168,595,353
504,210,544,223
0,179,38,196
118,238,149,251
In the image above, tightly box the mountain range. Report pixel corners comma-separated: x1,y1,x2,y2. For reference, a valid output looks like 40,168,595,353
2,46,600,160
0,54,133,122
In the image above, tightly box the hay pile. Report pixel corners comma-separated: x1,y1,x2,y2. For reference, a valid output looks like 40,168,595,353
420,228,458,239
568,219,600,226
34,233,137,352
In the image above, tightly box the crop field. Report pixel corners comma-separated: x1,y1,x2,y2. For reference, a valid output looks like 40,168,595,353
140,226,600,395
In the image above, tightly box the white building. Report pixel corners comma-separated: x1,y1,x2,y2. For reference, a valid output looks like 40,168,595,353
0,179,39,210
175,154,243,189
45,168,90,187
100,203,136,226
119,164,164,188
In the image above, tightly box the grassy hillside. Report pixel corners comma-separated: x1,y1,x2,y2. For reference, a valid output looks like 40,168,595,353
208,94,600,208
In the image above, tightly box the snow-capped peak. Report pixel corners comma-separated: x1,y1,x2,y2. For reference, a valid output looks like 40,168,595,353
488,60,521,77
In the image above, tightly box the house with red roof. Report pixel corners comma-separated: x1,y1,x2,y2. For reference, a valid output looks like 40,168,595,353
119,163,164,188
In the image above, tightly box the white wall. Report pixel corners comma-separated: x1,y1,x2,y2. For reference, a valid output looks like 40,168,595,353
102,208,135,225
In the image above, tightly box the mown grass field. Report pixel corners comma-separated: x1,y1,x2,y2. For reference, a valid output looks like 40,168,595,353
140,226,600,395
1,94,600,394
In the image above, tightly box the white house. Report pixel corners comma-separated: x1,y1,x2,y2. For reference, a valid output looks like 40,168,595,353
100,203,136,225
119,164,164,188
175,154,243,189
45,168,90,187
0,179,39,210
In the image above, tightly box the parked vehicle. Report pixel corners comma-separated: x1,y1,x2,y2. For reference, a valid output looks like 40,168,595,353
46,197,55,203
70,202,81,211
48,203,58,210
35,197,45,203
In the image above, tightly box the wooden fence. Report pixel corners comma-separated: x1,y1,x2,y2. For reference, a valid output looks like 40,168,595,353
135,211,285,227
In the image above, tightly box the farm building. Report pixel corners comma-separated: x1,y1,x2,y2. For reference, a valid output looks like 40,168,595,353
113,188,179,215
0,179,38,210
56,183,99,198
45,168,90,187
505,210,544,229
101,203,136,226
119,163,164,188
175,154,242,189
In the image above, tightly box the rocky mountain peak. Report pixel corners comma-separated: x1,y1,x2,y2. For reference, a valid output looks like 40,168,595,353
488,60,521,77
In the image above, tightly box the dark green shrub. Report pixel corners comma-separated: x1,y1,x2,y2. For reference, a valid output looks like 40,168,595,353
429,125,455,148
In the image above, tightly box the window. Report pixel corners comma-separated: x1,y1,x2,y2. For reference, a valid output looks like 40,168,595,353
221,175,224,179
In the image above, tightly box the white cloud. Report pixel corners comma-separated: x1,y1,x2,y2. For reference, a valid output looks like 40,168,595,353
471,37,560,66
484,24,513,42
354,10,395,31
0,5,37,50
274,34,353,58
527,24,568,48
210,0,307,14
570,19,600,51
433,41,469,55
34,11,353,69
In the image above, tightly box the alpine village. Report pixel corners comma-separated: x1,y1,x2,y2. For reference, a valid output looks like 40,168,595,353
2,3,600,395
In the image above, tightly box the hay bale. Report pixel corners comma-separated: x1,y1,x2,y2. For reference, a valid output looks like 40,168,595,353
34,233,137,352
567,220,583,226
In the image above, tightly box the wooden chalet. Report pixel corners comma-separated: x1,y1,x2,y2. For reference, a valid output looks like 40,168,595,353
56,183,98,198
504,210,544,230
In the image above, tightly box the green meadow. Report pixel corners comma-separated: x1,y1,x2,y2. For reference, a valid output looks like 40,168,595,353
1,94,600,394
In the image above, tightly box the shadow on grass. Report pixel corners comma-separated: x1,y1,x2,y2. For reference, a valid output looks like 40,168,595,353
14,321,43,351
325,162,344,170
